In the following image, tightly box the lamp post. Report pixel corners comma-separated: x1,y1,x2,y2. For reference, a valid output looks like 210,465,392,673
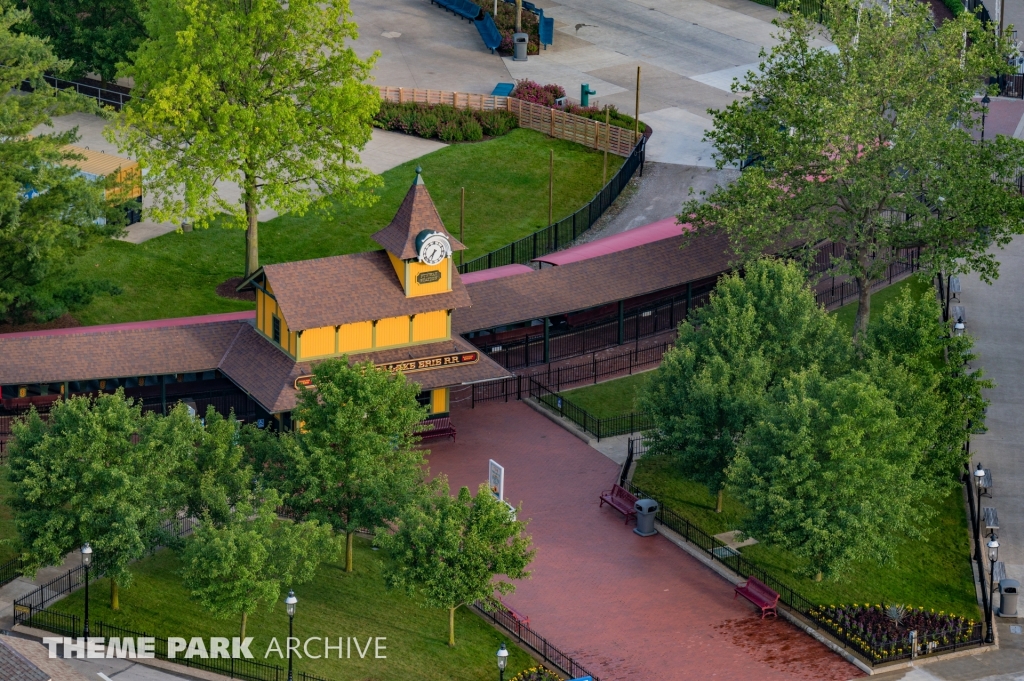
987,532,999,643
974,463,986,542
954,317,966,336
496,643,508,681
982,93,991,142
285,590,297,681
81,543,92,639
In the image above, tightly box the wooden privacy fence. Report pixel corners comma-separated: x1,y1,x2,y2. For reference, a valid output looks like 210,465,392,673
376,86,637,156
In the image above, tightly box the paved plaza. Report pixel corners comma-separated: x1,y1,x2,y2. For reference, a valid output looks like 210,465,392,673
427,401,861,681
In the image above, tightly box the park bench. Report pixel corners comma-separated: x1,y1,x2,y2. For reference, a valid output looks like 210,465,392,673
979,468,992,498
497,597,530,627
476,13,502,54
599,484,638,524
491,82,514,96
734,576,780,619
984,506,999,531
416,416,457,442
949,275,961,302
431,0,482,22
993,561,1007,589
538,9,553,49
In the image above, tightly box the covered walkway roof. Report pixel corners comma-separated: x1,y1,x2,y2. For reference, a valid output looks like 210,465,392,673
532,217,691,267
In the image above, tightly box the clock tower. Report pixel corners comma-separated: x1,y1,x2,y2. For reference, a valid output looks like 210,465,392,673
371,167,466,298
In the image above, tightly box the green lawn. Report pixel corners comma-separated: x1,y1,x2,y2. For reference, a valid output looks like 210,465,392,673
50,537,536,680
633,456,978,617
68,129,623,326
560,371,653,418
832,274,935,332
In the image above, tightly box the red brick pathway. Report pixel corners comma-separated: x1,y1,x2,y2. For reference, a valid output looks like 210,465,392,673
427,401,863,681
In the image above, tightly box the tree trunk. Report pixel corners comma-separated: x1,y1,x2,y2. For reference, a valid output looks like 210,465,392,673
244,177,259,277
853,274,872,341
111,578,119,610
515,0,522,32
716,489,723,514
814,571,823,582
240,611,248,639
346,531,354,573
448,606,456,647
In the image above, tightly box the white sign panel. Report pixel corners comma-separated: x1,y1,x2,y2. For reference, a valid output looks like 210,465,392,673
488,459,504,501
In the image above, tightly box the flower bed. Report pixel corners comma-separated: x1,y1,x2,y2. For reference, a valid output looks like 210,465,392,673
470,1,541,55
808,603,979,662
374,101,518,143
509,666,562,681
510,79,643,131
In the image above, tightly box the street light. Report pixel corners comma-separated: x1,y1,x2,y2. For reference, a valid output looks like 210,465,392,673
954,317,966,336
496,643,508,681
973,464,986,555
285,590,297,681
982,93,991,142
987,532,999,643
81,543,92,638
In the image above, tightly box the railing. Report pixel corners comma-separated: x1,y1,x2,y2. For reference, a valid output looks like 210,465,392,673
624,480,986,666
19,608,80,637
473,602,599,681
0,556,25,588
458,136,645,274
746,0,830,24
813,246,922,310
20,74,133,110
619,436,649,486
528,378,652,440
14,564,87,624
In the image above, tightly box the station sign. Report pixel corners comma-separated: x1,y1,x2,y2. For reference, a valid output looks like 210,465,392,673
293,351,480,389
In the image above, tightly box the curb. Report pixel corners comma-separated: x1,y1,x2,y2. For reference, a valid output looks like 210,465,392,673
521,397,594,445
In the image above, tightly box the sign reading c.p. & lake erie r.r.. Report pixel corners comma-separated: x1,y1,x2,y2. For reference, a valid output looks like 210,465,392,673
294,351,479,389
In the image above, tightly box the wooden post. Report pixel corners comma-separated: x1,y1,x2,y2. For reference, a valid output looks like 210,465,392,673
603,106,610,185
548,149,554,226
634,66,641,143
459,187,465,267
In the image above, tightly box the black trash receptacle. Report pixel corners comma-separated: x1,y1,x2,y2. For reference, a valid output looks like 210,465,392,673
999,579,1019,617
634,499,659,537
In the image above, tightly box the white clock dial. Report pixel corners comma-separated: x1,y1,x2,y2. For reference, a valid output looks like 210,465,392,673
417,232,451,265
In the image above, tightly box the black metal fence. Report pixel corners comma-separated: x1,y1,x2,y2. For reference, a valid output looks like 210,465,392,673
528,378,652,440
458,137,645,275
14,564,87,624
473,602,599,681
0,556,24,588
20,74,133,110
625,480,985,666
747,0,830,23
813,246,922,310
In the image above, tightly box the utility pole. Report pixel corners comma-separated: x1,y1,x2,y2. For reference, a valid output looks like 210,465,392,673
548,149,554,226
603,106,610,185
634,66,641,143
459,187,465,267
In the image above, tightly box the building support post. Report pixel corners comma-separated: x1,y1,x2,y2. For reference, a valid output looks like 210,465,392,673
543,317,550,364
161,381,167,415
686,282,692,318
617,300,625,345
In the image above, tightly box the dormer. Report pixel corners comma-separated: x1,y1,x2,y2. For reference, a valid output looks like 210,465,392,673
371,167,466,298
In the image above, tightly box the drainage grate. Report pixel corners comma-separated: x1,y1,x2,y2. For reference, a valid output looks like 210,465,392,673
712,546,739,559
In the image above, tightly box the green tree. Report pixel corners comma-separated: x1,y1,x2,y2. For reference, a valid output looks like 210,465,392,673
110,0,381,276
376,482,534,647
19,0,145,82
179,493,335,638
728,367,933,579
7,391,176,608
283,358,429,573
0,1,121,323
681,0,1024,338
638,259,850,510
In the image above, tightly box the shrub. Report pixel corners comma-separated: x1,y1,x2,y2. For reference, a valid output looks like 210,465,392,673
477,109,518,136
510,79,565,107
412,114,439,138
461,118,483,141
509,666,562,681
437,120,464,143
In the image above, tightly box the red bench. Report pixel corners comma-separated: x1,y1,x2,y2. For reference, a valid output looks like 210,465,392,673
599,484,638,524
416,416,456,442
497,597,530,628
734,576,779,619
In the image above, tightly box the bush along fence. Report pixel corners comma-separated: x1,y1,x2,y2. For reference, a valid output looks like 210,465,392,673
473,601,599,681
623,480,985,667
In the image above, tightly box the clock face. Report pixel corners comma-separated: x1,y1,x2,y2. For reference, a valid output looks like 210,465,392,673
417,232,451,266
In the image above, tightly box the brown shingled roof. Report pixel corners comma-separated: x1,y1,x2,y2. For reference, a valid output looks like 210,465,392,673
371,171,466,260
0,318,247,385
452,231,733,334
261,250,472,331
219,327,509,413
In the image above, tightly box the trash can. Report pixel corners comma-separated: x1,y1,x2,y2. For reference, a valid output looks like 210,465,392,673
999,579,1019,617
634,499,659,537
513,33,528,61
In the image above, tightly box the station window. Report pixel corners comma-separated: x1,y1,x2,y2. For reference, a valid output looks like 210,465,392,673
416,391,432,410
272,316,282,344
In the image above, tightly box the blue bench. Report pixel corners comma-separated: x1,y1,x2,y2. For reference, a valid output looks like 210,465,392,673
476,13,502,53
432,0,482,21
538,9,553,49
491,82,514,96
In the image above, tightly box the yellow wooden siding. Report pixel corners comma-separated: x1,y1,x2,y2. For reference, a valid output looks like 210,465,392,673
412,310,449,342
257,290,276,337
61,145,142,201
388,253,407,288
299,326,335,359
431,387,449,414
407,258,450,297
338,321,373,353
375,316,410,347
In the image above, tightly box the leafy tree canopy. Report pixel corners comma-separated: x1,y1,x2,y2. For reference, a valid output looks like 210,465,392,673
110,0,381,276
376,482,534,647
0,1,122,323
681,0,1024,338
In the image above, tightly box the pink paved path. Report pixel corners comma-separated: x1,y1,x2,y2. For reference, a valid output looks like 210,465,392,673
427,401,862,681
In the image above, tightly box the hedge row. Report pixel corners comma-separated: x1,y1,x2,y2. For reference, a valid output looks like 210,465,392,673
374,101,519,143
